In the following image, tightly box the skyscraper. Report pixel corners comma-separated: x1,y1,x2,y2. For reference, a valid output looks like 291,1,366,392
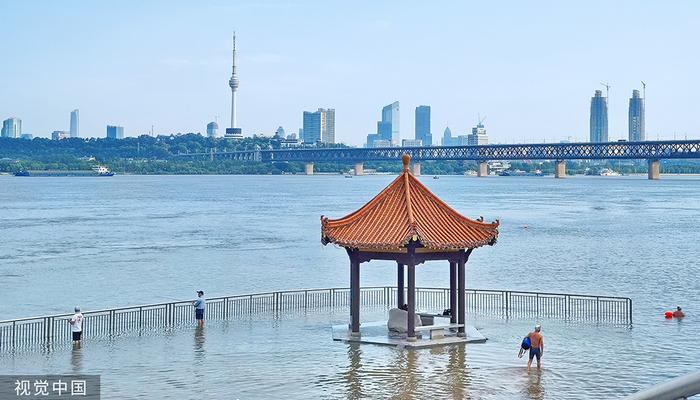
225,32,243,139
1,118,22,138
70,109,79,138
381,101,400,145
106,125,124,139
415,105,431,146
442,126,453,146
628,89,645,141
467,122,488,146
206,121,219,138
590,90,608,142
319,108,335,144
302,111,321,144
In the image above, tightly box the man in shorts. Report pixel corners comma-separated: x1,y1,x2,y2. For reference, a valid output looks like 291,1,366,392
69,306,84,346
193,291,206,327
527,324,544,371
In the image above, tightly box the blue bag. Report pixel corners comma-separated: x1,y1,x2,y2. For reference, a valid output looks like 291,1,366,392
521,336,531,350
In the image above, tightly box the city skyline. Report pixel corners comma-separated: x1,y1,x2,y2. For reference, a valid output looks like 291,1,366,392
1,1,699,144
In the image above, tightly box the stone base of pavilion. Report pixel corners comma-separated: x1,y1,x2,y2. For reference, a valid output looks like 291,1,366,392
331,321,487,349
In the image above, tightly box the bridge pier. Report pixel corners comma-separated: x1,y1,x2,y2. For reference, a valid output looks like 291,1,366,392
477,162,488,177
411,162,421,176
648,159,660,180
555,160,566,179
305,163,314,175
354,163,364,176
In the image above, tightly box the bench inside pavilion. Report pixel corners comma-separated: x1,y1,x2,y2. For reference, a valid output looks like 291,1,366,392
322,154,499,348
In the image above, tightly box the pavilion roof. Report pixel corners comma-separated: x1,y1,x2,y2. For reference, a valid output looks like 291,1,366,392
321,155,499,251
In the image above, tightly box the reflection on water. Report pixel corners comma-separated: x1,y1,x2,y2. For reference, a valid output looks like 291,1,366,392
193,325,205,366
70,345,82,373
524,370,544,400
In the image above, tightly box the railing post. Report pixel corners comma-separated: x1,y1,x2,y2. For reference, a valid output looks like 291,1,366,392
304,291,308,309
139,307,143,330
110,310,115,335
596,296,600,323
628,298,633,325
565,295,570,320
224,297,228,318
505,291,509,319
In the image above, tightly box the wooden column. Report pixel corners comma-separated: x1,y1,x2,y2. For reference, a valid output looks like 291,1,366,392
407,263,416,341
457,258,466,336
350,256,360,336
449,261,457,324
397,263,405,308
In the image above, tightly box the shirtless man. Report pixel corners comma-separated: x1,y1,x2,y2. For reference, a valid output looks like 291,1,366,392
527,324,544,371
672,306,685,318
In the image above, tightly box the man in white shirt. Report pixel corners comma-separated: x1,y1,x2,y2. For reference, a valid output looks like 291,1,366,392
69,306,84,344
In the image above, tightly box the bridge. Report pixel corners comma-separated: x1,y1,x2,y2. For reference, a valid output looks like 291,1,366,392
179,140,700,179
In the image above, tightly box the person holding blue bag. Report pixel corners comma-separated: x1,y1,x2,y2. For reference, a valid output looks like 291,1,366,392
520,324,544,370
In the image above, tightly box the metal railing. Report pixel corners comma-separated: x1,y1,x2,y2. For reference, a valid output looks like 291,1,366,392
624,370,700,400
0,286,631,352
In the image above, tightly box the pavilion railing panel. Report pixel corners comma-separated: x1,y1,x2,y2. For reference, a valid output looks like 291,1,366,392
0,287,631,353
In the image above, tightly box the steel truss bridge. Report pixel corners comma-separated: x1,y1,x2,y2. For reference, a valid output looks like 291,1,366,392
178,140,700,163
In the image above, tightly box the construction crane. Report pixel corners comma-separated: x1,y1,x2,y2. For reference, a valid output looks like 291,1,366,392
600,82,611,101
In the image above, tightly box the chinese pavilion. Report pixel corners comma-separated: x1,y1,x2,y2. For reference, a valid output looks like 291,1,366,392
321,154,499,341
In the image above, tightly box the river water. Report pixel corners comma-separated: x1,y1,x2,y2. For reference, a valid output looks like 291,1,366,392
1,174,699,399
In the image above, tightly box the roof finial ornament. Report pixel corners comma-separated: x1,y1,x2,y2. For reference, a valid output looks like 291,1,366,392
402,154,410,171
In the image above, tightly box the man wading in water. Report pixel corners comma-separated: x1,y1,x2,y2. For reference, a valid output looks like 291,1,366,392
527,324,544,371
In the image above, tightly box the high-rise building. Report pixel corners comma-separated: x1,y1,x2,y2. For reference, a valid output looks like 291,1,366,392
319,108,335,144
467,122,488,146
274,126,286,138
628,89,645,141
225,32,243,139
302,111,321,144
442,126,453,146
302,108,334,144
206,121,219,138
381,101,400,145
1,118,22,138
52,130,70,140
415,105,431,146
590,90,608,142
70,109,79,138
106,125,124,139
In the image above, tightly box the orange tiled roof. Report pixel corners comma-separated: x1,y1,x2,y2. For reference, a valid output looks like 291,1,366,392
321,155,499,251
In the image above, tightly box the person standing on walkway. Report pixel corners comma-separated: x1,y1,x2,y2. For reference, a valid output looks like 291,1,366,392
193,291,205,327
69,306,84,346
527,324,544,371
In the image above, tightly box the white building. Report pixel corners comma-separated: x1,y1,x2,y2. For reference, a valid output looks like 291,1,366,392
1,118,22,138
401,139,423,147
467,122,488,146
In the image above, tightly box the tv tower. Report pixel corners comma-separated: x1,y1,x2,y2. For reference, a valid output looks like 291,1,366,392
229,32,240,130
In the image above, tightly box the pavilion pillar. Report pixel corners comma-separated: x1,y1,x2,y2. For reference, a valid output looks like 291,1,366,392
350,256,360,336
555,160,566,179
648,159,660,180
305,162,314,175
449,261,457,324
407,264,417,341
457,258,466,336
477,162,488,177
354,162,364,176
397,263,405,308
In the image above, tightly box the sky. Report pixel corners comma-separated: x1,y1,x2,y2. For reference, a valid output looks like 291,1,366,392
1,0,699,145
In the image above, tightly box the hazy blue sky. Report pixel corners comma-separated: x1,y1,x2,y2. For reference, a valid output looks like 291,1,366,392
1,0,698,145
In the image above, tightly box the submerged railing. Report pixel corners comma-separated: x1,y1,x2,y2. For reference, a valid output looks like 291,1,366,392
0,286,631,352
